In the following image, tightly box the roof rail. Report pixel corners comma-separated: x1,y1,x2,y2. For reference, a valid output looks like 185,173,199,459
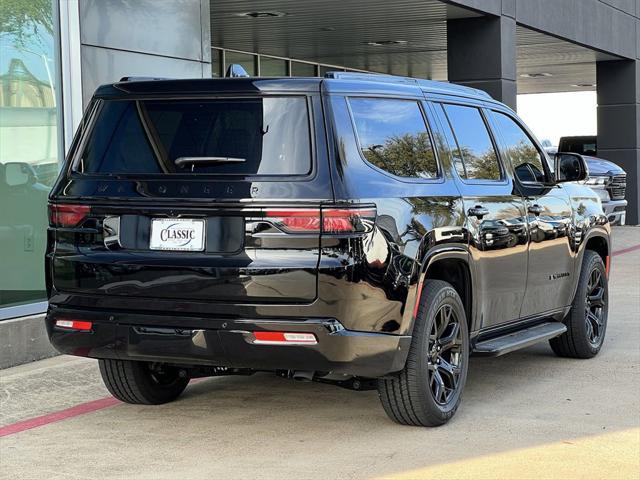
324,71,492,100
119,76,171,82
324,71,416,84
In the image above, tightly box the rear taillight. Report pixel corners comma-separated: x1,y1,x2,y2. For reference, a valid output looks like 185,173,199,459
265,206,376,234
322,207,377,233
265,209,322,233
48,204,91,227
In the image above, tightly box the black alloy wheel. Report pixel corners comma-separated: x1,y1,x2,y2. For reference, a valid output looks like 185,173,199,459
585,267,606,347
550,250,608,359
427,304,464,405
378,279,469,427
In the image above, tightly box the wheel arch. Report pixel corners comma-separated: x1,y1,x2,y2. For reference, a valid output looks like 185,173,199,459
584,233,609,264
405,247,474,337
568,228,611,304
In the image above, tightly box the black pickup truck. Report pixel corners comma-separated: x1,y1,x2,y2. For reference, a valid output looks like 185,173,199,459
45,71,611,427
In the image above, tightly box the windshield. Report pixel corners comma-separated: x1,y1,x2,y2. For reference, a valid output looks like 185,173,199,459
75,97,311,176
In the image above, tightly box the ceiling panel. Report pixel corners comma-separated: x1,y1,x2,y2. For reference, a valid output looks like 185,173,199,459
516,27,618,94
210,1,620,94
210,0,475,73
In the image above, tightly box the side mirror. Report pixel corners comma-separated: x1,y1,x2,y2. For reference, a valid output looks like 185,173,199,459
4,162,37,187
554,152,588,183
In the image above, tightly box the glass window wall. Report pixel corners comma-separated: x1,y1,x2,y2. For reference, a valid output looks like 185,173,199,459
213,47,362,79
0,0,60,311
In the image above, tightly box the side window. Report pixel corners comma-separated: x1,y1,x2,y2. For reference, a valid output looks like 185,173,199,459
348,98,438,179
442,104,502,181
492,111,548,184
433,103,466,178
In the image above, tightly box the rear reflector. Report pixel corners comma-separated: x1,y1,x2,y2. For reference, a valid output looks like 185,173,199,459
265,206,376,234
55,319,93,331
253,331,317,345
49,204,91,227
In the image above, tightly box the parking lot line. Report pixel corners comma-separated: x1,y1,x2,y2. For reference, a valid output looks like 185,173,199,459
612,244,640,256
0,396,120,438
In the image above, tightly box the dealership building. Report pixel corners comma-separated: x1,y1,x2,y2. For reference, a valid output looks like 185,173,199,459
0,0,638,363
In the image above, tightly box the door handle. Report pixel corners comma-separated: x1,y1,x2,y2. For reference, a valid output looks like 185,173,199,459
468,206,489,219
528,204,544,216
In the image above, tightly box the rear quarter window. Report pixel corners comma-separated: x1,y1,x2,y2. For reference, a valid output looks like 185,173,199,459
348,97,439,179
75,97,312,176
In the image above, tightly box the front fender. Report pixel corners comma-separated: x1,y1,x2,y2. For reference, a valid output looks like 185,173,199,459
563,182,611,301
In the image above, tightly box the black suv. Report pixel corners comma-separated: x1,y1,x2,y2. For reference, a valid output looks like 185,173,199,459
46,72,611,427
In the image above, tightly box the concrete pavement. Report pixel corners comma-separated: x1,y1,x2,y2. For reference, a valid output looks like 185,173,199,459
1,227,639,480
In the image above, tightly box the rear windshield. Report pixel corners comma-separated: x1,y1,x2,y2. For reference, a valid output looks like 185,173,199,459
75,97,312,176
560,138,597,156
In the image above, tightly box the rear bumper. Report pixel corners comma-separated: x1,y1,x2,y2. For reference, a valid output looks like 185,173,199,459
46,306,411,378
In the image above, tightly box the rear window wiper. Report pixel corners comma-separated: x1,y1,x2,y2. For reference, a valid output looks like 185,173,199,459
175,156,246,167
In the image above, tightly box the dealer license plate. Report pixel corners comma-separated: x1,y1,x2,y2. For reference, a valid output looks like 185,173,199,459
150,218,205,252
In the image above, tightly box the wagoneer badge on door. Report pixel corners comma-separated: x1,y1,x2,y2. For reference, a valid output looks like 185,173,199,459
150,218,205,251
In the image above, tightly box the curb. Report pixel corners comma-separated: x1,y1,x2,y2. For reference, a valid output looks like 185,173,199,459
0,314,58,369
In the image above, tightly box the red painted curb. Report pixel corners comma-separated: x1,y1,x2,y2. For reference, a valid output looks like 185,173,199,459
612,244,640,257
0,397,120,438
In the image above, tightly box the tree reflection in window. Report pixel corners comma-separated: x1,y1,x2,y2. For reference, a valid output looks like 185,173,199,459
442,104,502,181
362,132,437,179
492,112,548,183
349,98,438,179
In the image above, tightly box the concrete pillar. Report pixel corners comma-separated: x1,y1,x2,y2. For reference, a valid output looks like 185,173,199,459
597,60,639,225
447,15,517,109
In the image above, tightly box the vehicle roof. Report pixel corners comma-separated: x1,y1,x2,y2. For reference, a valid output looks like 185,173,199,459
93,72,500,105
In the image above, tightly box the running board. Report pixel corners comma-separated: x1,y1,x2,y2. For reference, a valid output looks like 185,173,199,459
473,322,567,357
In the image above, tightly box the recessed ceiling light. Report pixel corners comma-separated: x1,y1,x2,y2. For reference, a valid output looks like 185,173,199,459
520,73,553,78
364,40,408,47
235,11,287,18
571,83,596,88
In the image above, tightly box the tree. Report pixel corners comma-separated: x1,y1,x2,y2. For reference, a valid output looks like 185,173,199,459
0,0,53,49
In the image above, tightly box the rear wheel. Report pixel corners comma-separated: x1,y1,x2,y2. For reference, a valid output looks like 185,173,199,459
550,250,608,359
378,280,469,427
99,359,189,405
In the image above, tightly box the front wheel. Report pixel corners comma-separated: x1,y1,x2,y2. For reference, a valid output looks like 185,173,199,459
99,359,189,405
550,250,608,359
378,279,469,427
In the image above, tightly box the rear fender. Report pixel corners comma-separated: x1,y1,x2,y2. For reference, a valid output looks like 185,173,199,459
401,245,472,337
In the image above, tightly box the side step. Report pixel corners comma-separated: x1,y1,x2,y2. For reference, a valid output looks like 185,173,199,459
473,322,567,357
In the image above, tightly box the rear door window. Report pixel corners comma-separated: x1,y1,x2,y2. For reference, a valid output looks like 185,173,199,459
441,104,502,181
76,97,311,176
348,98,439,179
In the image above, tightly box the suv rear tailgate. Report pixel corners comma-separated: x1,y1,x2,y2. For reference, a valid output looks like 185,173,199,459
48,86,331,306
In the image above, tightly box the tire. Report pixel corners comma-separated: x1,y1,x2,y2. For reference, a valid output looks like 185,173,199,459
550,250,608,359
99,359,189,405
378,279,469,427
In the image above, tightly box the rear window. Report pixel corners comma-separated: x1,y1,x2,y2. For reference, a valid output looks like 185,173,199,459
75,97,312,176
560,138,597,156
